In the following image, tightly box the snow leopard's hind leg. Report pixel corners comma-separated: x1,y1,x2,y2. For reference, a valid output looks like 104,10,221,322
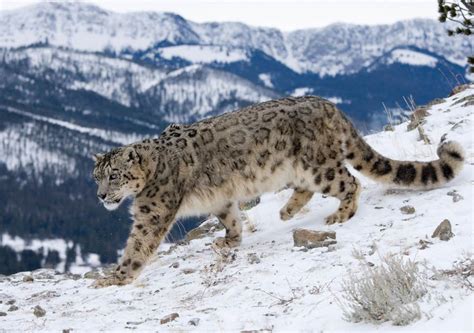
213,202,242,248
318,167,361,225
279,188,314,221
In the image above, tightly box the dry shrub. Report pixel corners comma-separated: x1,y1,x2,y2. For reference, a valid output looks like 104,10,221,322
339,255,427,326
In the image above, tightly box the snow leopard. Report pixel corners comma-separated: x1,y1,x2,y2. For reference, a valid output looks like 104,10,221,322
92,96,464,287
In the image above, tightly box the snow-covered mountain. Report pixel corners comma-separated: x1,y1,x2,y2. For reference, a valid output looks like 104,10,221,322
0,2,471,76
0,85,472,331
1,46,275,120
1,47,167,107
143,64,277,123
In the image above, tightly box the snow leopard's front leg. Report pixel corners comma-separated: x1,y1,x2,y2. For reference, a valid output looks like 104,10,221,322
94,189,182,288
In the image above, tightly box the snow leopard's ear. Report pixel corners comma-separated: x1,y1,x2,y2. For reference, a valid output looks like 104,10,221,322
122,146,140,165
92,153,104,163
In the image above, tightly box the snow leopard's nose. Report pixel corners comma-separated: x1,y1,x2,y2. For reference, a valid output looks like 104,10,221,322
98,193,106,200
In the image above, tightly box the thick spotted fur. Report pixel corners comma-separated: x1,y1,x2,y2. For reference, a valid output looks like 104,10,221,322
92,96,464,287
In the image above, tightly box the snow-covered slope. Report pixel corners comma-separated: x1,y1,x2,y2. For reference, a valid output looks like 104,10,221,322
1,47,166,107
0,2,199,52
0,2,470,76
284,20,471,75
387,49,438,67
145,65,278,123
0,121,77,179
0,86,472,330
0,46,275,123
0,233,100,275
157,45,249,64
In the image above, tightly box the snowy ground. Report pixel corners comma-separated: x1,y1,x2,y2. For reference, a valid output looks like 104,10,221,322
0,86,473,332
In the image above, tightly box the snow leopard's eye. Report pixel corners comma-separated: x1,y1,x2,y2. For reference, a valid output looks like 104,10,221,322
109,174,119,181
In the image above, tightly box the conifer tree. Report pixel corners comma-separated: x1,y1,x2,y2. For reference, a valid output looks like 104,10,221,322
438,0,474,72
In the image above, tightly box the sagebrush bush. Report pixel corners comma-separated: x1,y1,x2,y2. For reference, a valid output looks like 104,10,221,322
339,255,427,326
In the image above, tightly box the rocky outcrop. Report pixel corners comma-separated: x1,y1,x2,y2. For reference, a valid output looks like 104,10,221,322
293,229,336,249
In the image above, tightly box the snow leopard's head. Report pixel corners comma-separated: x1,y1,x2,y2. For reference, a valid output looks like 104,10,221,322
92,146,147,211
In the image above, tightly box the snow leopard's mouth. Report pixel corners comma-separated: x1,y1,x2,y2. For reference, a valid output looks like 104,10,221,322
102,197,123,211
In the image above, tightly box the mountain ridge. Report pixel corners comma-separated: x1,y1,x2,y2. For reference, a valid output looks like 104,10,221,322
0,2,470,76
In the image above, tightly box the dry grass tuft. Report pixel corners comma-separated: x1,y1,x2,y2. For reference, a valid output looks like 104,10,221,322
339,254,427,326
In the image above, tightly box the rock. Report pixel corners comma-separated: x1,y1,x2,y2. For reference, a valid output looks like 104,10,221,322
432,219,454,241
65,273,82,280
102,264,118,276
160,313,179,324
182,268,196,274
247,253,261,264
6,299,15,305
418,239,432,250
293,229,336,249
400,205,415,215
22,275,34,283
426,98,445,107
188,318,200,326
170,262,180,269
8,305,19,312
410,107,430,122
447,190,463,203
186,219,224,242
449,84,470,96
157,244,179,256
407,106,428,131
0,312,7,316
84,270,102,279
383,124,394,131
456,95,474,107
32,268,56,280
33,305,46,317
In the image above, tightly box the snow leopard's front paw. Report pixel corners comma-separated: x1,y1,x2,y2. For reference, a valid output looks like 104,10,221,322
325,211,352,225
92,274,133,288
212,236,241,249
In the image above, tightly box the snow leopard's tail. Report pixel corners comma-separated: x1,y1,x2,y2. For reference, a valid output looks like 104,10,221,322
342,118,465,189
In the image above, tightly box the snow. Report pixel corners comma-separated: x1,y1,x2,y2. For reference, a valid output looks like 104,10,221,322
1,47,166,108
388,49,438,67
291,87,313,97
4,106,141,145
158,45,248,64
0,3,470,76
284,19,469,75
290,91,350,105
258,73,273,88
0,2,199,53
0,233,100,274
0,47,275,125
322,96,352,105
150,66,276,123
0,233,101,274
1,233,72,273
0,122,78,179
0,86,473,330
